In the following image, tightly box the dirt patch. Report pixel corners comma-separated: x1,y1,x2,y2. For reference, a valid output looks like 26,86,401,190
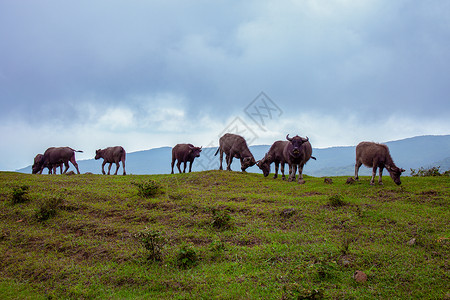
421,190,439,196
228,236,263,247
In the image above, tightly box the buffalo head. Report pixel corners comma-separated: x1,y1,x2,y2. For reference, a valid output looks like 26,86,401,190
242,156,256,171
257,155,271,177
189,145,202,158
286,134,309,157
95,149,102,160
386,165,406,185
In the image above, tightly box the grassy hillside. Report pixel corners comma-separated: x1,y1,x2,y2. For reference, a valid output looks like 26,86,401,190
0,171,448,299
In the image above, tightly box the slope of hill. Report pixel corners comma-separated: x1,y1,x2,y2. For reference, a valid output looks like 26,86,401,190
16,135,450,176
0,171,448,299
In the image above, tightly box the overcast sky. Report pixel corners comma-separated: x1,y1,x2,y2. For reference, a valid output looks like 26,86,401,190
1,0,449,171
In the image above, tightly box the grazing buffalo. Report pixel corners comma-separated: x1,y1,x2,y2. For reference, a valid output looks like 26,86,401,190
171,144,202,174
32,154,63,174
284,134,314,184
355,141,405,185
95,146,126,175
32,147,83,174
214,133,256,172
257,141,289,180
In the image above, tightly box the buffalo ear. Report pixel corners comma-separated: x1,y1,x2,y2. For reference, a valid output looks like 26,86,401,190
400,168,405,173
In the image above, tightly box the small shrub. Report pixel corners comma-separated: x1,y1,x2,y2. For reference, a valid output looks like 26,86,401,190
328,194,345,207
209,238,227,259
35,196,63,221
132,180,162,198
314,260,337,280
177,243,198,269
211,209,232,229
133,227,166,262
410,166,442,177
340,234,354,255
11,185,30,204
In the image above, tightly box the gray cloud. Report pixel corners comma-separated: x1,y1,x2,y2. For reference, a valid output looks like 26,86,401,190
0,0,449,170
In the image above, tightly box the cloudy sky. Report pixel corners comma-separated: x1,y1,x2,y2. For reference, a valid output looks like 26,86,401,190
1,0,449,171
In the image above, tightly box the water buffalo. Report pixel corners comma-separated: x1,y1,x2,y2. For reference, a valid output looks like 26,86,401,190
355,141,405,185
95,146,126,175
284,134,314,184
257,141,289,179
214,133,256,172
32,154,63,174
171,144,202,174
32,147,83,174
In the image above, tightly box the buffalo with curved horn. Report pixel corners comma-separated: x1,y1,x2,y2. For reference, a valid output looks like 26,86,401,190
283,134,315,184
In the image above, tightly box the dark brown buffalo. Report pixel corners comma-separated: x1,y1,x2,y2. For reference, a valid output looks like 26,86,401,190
355,141,405,185
257,141,289,179
95,146,126,175
171,143,202,174
284,134,314,184
32,147,83,174
32,154,63,174
214,133,256,172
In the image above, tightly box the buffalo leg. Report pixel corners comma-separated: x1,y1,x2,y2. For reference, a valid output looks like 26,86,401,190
107,163,113,175
171,159,175,174
226,153,233,171
114,162,120,175
183,162,187,173
188,160,193,173
122,160,126,175
273,162,279,179
69,157,80,174
370,166,377,185
239,158,247,172
298,164,305,184
378,166,384,185
288,164,297,182
355,162,362,181
102,161,107,175
177,161,182,173
63,162,70,174
281,163,286,180
219,150,224,170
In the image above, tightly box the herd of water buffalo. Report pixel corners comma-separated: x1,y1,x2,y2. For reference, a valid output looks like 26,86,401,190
31,133,406,185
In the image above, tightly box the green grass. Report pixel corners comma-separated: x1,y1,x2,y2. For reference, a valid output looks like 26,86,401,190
0,171,448,299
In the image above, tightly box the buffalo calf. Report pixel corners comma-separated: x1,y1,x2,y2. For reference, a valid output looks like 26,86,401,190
355,141,405,185
215,133,256,172
171,144,202,174
257,141,289,179
95,146,126,175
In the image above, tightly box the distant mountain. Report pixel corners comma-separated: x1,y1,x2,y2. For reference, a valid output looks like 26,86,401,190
17,135,450,176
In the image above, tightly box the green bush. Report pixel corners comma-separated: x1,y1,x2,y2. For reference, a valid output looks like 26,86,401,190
35,197,63,221
177,243,198,269
11,185,30,204
410,166,443,177
209,238,227,260
210,209,232,229
132,180,162,198
133,227,166,262
328,194,345,207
